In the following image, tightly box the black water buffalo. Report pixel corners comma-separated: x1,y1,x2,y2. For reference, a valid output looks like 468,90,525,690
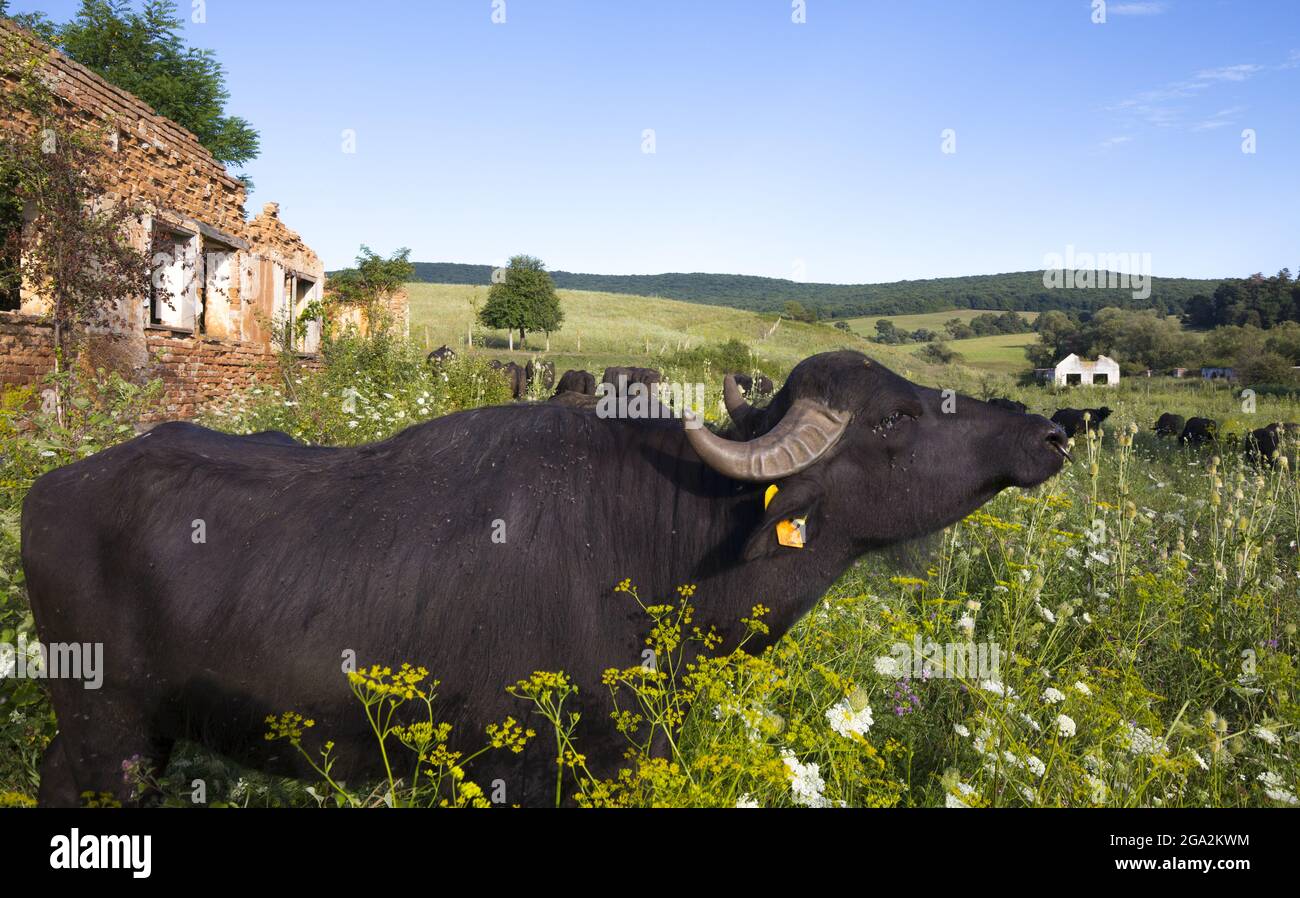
427,345,457,365
1180,417,1218,446
554,369,596,397
601,366,661,394
1153,413,1185,437
22,350,1068,807
1245,422,1299,465
499,361,527,399
728,373,775,397
244,430,300,446
989,397,1027,414
526,360,555,391
1050,406,1112,437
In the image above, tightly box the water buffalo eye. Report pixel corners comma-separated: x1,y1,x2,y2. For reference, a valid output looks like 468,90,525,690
870,410,917,436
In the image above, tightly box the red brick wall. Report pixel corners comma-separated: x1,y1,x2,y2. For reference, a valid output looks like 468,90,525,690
143,329,322,420
0,313,55,390
0,314,321,420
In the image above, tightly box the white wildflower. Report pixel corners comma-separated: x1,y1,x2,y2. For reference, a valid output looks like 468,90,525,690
781,750,828,808
826,698,874,739
1056,714,1076,738
944,781,975,808
1258,771,1298,805
1252,725,1279,746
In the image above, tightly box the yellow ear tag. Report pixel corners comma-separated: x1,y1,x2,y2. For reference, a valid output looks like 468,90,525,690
765,485,805,548
776,517,807,549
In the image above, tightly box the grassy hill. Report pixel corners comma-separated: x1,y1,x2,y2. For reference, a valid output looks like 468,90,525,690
844,309,1041,375
945,332,1039,374
394,262,1227,319
405,282,969,385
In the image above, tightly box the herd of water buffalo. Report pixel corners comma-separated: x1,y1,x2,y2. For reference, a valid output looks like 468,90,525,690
434,345,1293,465
427,344,775,402
988,397,1294,464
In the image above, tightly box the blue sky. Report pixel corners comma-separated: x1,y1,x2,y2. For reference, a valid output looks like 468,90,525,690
15,0,1300,281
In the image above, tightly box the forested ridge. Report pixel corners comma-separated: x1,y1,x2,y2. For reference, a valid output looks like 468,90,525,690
383,262,1226,318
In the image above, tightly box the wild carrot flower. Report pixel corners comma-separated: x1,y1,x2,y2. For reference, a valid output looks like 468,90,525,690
826,697,874,738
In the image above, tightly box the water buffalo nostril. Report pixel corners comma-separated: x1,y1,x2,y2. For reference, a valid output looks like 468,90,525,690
1044,428,1071,460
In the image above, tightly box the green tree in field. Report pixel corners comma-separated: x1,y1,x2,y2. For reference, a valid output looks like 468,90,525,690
326,246,414,339
915,341,961,364
873,319,906,345
479,255,563,350
6,0,259,170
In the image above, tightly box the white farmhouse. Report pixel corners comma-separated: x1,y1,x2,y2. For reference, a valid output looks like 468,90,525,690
1052,354,1120,387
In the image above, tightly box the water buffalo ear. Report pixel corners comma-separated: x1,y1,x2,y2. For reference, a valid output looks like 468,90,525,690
742,477,824,561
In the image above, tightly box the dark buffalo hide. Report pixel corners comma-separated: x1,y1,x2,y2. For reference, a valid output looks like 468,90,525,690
727,373,775,398
554,369,596,397
427,346,457,365
500,361,527,399
601,366,661,395
988,397,1027,414
1245,422,1298,465
1050,406,1112,437
1179,416,1218,446
526,360,555,391
22,350,1068,806
1153,412,1185,437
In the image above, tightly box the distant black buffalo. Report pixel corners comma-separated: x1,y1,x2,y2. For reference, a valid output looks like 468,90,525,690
1153,413,1184,437
989,397,1027,414
729,373,775,397
500,361,528,399
602,366,661,394
526,360,555,391
1245,422,1299,465
22,350,1068,806
427,345,457,365
1051,406,1112,437
554,369,596,397
1179,416,1218,446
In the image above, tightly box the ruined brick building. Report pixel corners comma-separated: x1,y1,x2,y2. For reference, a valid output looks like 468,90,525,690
0,18,367,418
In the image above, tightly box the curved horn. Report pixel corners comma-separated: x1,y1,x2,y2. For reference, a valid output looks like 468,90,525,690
723,374,753,426
685,399,852,481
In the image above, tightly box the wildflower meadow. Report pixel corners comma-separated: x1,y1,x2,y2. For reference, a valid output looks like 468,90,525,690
1,345,1297,809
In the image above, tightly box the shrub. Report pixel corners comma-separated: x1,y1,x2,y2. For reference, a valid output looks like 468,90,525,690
203,334,513,445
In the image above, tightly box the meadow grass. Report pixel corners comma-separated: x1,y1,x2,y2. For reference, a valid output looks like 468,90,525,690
843,308,1041,339
405,282,950,383
945,332,1040,374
